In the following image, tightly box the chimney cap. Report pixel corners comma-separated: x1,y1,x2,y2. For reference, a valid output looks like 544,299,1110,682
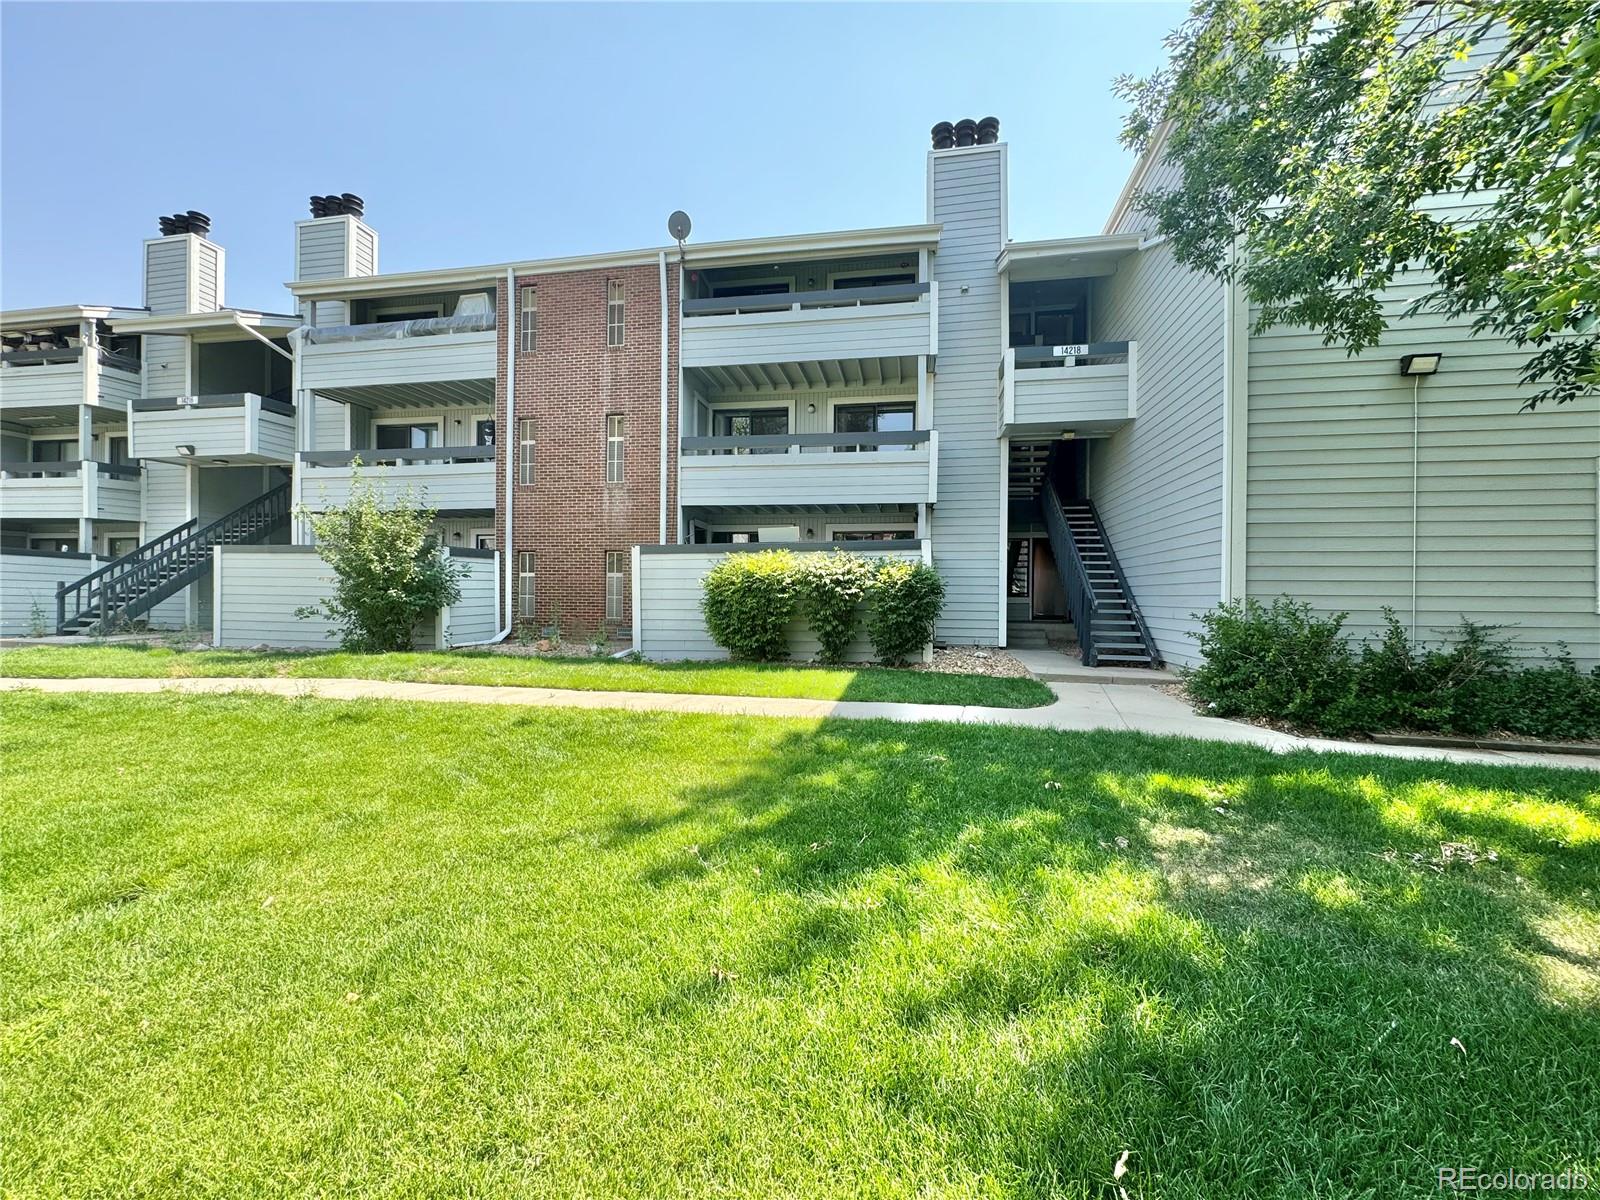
157,210,210,238
932,117,997,150
309,193,365,219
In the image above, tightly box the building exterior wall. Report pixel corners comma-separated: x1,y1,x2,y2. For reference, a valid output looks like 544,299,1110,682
496,260,677,635
1089,212,1227,667
1244,281,1600,666
926,144,1006,644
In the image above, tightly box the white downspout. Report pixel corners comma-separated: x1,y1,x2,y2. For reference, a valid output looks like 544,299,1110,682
1410,374,1421,638
658,250,669,544
231,313,293,361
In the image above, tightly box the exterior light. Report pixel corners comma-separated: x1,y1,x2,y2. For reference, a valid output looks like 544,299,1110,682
176,443,196,456
1399,352,1442,376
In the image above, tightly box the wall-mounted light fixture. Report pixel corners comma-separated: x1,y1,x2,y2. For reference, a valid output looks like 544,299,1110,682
806,402,817,414
176,443,195,456
1399,352,1442,377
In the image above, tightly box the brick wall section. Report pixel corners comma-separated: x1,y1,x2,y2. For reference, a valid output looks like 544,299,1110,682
495,261,678,636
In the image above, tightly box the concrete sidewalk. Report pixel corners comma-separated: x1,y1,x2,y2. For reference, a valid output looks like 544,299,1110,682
2,674,1594,771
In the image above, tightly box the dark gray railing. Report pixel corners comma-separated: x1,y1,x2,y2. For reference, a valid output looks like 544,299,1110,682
0,459,142,481
0,346,141,373
299,445,497,468
1085,498,1160,667
683,281,929,318
1013,341,1130,367
681,430,928,454
56,483,290,635
133,393,296,417
1042,482,1102,666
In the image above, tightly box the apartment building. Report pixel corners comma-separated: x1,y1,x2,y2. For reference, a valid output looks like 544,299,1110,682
3,117,1597,666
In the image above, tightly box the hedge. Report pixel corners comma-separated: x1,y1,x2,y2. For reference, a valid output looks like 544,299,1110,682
700,550,944,665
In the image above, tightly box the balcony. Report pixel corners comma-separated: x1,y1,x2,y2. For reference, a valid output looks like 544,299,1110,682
297,315,496,406
130,394,297,465
0,460,142,522
679,431,937,509
681,282,936,389
298,446,497,513
998,343,1136,438
0,347,140,418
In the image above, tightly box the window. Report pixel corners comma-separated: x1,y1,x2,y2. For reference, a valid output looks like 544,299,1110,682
710,280,793,298
607,279,625,347
375,422,439,450
709,531,758,544
472,530,496,550
519,285,538,353
518,552,536,619
106,536,139,558
712,406,788,455
833,529,915,542
107,436,130,464
833,402,915,452
605,551,626,622
30,537,75,553
831,272,916,290
605,415,624,483
370,306,442,325
474,419,495,447
30,439,78,463
518,418,536,486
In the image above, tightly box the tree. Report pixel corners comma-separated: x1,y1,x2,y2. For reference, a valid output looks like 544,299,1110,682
296,462,463,652
1115,0,1599,408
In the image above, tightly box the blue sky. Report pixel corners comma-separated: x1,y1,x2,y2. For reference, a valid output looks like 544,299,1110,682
0,2,1184,313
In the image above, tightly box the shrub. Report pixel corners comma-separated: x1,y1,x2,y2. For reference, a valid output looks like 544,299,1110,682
1188,598,1600,741
866,560,945,666
795,551,879,665
1188,597,1365,733
701,549,798,661
295,463,463,652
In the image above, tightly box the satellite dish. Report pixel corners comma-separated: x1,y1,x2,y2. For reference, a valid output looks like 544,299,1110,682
667,210,692,242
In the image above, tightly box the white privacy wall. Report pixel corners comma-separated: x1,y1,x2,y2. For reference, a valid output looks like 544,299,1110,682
0,551,100,636
633,543,929,662
213,546,498,649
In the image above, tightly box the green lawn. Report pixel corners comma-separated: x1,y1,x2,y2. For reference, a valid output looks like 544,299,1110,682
0,643,1053,708
4,692,1597,1198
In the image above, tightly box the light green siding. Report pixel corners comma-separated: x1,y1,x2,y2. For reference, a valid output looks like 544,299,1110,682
1245,280,1600,664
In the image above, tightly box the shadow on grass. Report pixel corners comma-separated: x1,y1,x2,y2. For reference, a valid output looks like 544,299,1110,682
609,721,1600,1195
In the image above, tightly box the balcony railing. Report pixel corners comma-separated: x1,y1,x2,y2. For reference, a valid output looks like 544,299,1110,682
130,393,297,464
681,281,937,371
679,430,937,508
0,459,143,521
297,315,497,395
0,346,141,412
683,281,930,318
297,445,496,512
999,342,1136,436
0,345,142,373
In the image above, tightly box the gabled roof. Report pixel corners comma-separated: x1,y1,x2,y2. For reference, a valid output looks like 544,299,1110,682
1102,120,1172,236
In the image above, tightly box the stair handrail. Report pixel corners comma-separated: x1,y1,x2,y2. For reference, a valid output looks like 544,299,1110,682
1084,500,1162,668
56,483,290,634
57,518,198,633
1041,481,1102,666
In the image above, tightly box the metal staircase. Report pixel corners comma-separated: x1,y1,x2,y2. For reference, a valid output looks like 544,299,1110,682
1040,479,1161,668
56,483,291,635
